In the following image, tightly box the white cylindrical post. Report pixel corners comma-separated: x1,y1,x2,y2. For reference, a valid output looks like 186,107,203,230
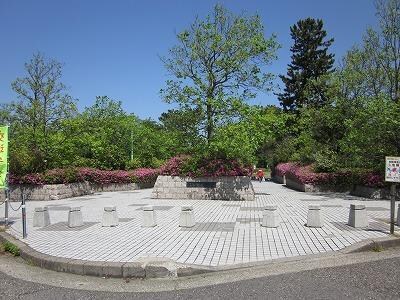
179,206,195,228
142,206,156,227
261,205,280,228
33,206,50,227
102,206,118,227
68,207,83,228
348,204,368,228
307,205,323,228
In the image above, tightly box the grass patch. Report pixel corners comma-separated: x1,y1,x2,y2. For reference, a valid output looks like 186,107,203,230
3,241,20,256
371,242,384,252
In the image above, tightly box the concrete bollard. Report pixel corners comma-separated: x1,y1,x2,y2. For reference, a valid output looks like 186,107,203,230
33,207,50,227
179,206,195,228
397,204,400,226
68,207,83,228
348,204,368,228
102,206,119,227
307,205,323,228
142,205,156,227
261,205,280,228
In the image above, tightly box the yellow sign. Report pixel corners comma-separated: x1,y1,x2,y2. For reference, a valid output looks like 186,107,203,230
0,126,8,189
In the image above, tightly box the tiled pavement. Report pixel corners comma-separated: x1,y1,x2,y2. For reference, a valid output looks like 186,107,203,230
1,181,398,267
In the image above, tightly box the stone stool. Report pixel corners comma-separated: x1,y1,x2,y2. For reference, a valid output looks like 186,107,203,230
33,207,50,227
102,206,118,227
142,205,156,227
397,204,400,226
307,205,323,228
348,204,368,228
68,207,83,228
261,205,280,228
179,206,195,228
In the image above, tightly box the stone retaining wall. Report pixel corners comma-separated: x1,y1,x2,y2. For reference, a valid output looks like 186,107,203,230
351,185,400,200
152,176,255,201
0,182,154,201
272,175,286,184
285,176,398,200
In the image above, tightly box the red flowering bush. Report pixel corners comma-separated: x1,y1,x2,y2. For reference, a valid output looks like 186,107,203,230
187,158,252,177
275,163,385,188
160,155,191,176
160,155,252,177
9,167,160,185
275,162,298,177
131,168,160,184
361,172,385,188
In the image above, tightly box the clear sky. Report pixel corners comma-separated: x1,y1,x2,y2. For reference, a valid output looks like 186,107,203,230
0,0,377,120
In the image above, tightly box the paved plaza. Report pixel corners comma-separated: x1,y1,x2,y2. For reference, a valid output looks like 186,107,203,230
1,181,398,267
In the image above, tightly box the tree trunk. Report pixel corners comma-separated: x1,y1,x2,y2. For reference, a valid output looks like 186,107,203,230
206,100,213,143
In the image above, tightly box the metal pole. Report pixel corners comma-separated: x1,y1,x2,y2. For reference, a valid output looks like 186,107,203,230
390,184,397,234
22,194,27,239
4,189,8,226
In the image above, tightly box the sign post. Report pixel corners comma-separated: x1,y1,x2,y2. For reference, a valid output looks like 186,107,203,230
385,156,400,234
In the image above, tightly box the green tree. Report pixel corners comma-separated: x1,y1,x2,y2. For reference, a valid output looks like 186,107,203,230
161,5,279,143
7,53,77,172
277,18,335,111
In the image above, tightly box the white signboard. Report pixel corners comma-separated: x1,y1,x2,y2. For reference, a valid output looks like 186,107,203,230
385,156,400,182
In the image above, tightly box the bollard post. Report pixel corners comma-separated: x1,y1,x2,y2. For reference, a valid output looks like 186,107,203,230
22,194,27,239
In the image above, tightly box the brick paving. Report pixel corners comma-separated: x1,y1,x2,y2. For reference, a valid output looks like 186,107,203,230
1,181,398,266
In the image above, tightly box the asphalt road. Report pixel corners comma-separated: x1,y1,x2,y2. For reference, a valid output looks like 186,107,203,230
1,255,400,299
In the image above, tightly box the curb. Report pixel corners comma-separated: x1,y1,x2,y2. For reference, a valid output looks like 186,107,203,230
1,232,399,279
0,232,214,279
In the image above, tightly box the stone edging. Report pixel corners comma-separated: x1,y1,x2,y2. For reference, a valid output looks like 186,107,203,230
0,232,213,278
1,232,399,279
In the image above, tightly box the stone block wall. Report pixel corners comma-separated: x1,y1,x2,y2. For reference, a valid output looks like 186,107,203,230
151,175,255,201
0,182,154,202
272,175,286,184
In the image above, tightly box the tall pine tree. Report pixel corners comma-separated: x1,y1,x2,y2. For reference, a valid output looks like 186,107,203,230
278,18,334,111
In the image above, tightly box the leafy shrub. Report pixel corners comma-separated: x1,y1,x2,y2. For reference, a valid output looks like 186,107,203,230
3,242,20,256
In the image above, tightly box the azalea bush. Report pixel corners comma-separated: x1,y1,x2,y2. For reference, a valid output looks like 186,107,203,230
9,167,160,185
275,162,385,188
160,155,252,177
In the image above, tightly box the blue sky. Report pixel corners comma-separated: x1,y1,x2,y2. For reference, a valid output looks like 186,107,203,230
0,0,377,120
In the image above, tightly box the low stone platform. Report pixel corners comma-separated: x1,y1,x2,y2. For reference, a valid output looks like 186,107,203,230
151,175,255,201
1,182,398,278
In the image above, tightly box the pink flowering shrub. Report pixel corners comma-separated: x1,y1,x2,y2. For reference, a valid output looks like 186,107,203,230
361,172,385,188
275,163,385,188
131,168,160,184
160,155,252,177
160,155,191,176
9,173,44,185
187,158,252,177
275,162,298,177
9,167,160,185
